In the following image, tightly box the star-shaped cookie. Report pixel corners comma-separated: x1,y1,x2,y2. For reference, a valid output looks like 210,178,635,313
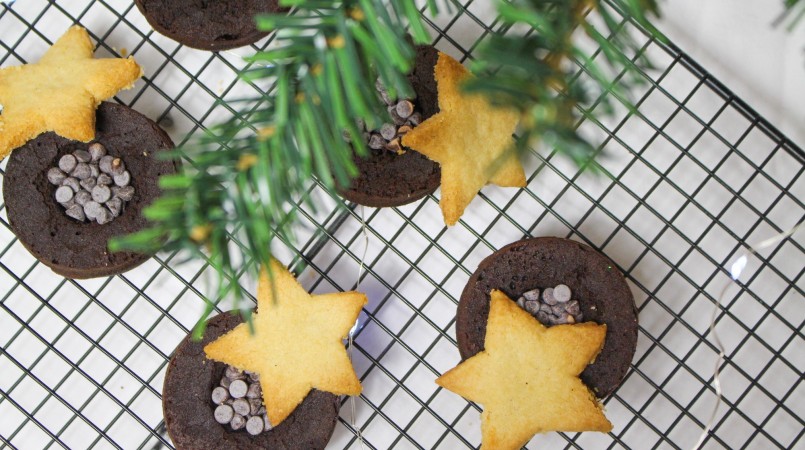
402,53,526,226
0,26,142,159
437,290,612,450
204,259,367,426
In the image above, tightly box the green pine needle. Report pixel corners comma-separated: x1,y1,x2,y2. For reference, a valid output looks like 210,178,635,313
111,0,664,337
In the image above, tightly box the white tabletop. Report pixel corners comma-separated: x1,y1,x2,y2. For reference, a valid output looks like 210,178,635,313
657,0,805,148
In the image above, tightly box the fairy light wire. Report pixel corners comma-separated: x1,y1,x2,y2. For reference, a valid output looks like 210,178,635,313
347,204,369,448
692,222,803,450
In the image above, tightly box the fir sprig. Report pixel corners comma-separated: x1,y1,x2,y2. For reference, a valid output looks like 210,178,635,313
111,0,663,336
465,0,664,168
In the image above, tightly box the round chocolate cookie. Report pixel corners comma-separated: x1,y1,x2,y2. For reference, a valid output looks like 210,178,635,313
339,45,441,207
163,312,340,450
457,237,638,398
3,102,177,279
133,0,286,51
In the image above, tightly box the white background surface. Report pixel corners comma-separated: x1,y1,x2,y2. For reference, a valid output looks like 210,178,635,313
657,0,805,148
0,1,803,449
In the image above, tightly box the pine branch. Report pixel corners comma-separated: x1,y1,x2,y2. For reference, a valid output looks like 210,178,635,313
463,0,664,168
778,0,804,30
111,0,663,337
111,0,448,337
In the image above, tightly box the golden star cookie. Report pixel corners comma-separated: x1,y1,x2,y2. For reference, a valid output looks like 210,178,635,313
401,52,526,226
204,259,367,426
437,290,611,450
0,26,142,160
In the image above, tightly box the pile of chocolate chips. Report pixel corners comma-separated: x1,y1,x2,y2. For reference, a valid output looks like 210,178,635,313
211,365,272,436
344,79,422,153
515,284,584,326
47,143,135,224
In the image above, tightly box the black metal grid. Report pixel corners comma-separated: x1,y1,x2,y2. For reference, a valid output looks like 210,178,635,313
1,0,803,449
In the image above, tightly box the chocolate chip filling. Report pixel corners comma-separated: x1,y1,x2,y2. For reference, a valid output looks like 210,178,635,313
47,142,135,225
211,366,273,436
337,44,441,208
345,79,423,154
515,284,584,326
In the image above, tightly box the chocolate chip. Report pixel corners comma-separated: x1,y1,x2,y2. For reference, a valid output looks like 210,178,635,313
368,134,385,150
247,371,260,383
220,376,232,389
99,155,115,174
264,414,273,431
386,138,402,153
551,305,566,316
80,177,96,192
92,185,112,203
523,289,540,302
229,379,248,398
536,311,551,324
110,158,126,176
97,173,112,186
74,150,91,163
246,415,264,435
539,303,552,314
95,207,112,225
380,123,397,141
74,190,92,206
397,125,413,135
65,205,86,222
214,404,234,424
249,398,262,415
88,143,106,161
225,366,245,380
542,287,557,305
408,112,422,126
113,171,131,187
246,382,261,399
59,154,77,173
379,89,392,105
553,284,571,303
232,398,250,416
388,105,406,125
211,387,229,405
55,186,74,204
90,164,100,178
395,100,414,119
62,177,80,193
107,197,123,217
113,186,135,202
553,314,568,325
83,201,103,220
516,297,525,309
565,300,580,316
47,168,67,185
72,163,92,180
524,299,540,315
230,414,246,431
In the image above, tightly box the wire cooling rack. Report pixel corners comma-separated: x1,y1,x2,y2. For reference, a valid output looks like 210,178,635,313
1,1,803,449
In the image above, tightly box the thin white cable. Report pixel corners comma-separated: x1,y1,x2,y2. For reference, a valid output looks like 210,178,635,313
348,204,369,449
692,222,803,450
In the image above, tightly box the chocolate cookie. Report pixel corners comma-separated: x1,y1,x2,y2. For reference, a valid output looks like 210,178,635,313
133,0,286,51
457,237,638,398
163,312,340,450
3,102,177,279
339,45,441,207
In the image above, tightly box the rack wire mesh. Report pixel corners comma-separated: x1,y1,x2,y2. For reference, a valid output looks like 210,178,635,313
1,0,803,449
